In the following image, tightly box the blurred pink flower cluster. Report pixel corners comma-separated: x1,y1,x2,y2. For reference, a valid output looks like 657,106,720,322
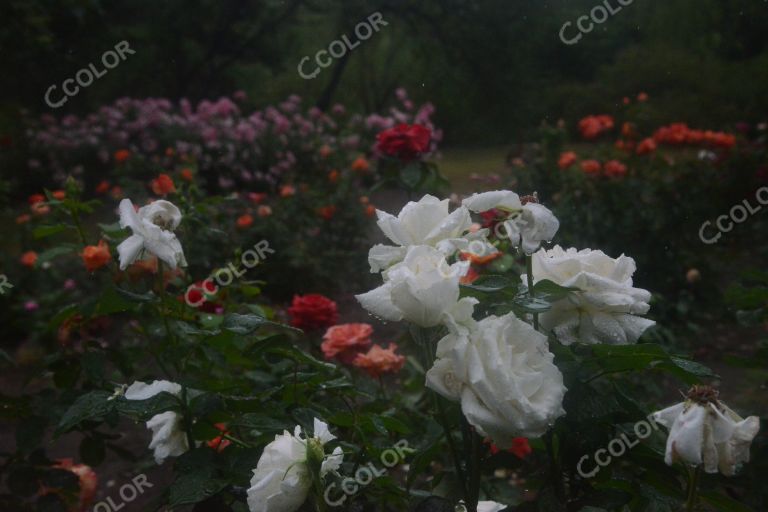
26,88,442,189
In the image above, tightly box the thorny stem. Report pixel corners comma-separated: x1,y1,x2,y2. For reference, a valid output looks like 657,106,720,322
460,416,481,512
69,207,89,246
412,326,469,500
545,431,566,503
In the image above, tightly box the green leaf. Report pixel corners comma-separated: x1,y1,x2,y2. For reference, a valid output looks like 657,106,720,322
533,279,580,299
221,313,296,334
461,274,515,293
37,245,76,265
114,287,158,303
399,162,423,189
699,490,755,512
56,391,115,434
94,287,144,315
33,224,71,239
116,392,181,421
168,471,228,507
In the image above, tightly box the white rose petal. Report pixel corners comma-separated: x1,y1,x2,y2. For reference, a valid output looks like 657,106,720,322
125,380,188,464
463,190,522,212
117,198,187,270
369,195,474,271
653,399,759,476
247,418,343,512
529,245,655,345
146,411,189,464
427,313,566,443
356,245,473,328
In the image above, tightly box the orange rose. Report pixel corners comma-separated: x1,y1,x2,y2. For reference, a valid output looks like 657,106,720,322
557,151,577,170
351,156,370,173
580,159,602,176
207,423,232,453
150,173,176,196
604,159,628,178
364,204,376,217
95,180,110,194
114,149,131,163
318,205,337,220
319,144,333,158
20,251,38,268
28,194,45,205
236,214,254,229
52,190,66,200
81,240,111,271
280,185,296,197
636,137,657,155
460,251,501,266
321,323,373,364
460,266,480,285
328,169,340,183
359,195,370,205
637,92,649,102
257,205,272,217
180,168,194,182
353,343,406,378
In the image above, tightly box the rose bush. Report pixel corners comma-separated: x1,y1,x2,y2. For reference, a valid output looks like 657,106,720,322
0,102,764,512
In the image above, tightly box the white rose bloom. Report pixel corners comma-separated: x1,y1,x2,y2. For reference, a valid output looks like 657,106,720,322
117,198,187,270
368,194,476,272
426,313,566,443
462,190,559,254
652,388,759,476
356,245,477,328
145,411,189,464
478,501,508,512
458,500,508,512
529,245,655,345
125,380,188,464
247,418,343,512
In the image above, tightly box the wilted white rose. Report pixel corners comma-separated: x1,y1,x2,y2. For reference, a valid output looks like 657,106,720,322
368,194,476,272
529,245,655,345
125,380,188,464
247,418,343,512
356,245,477,328
117,198,187,270
653,387,759,476
426,313,566,443
463,190,559,254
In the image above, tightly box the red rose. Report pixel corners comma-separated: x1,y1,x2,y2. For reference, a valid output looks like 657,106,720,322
288,294,339,330
376,124,431,160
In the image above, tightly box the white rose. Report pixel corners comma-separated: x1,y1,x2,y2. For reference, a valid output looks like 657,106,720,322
457,500,508,512
117,198,187,270
529,245,655,345
368,194,475,272
462,190,559,254
653,388,759,476
478,501,508,512
247,418,343,512
426,313,566,443
125,380,188,464
145,411,189,464
356,245,477,328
